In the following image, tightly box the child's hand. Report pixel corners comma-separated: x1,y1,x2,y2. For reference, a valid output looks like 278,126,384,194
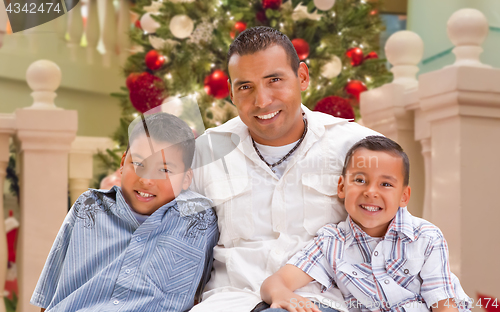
269,293,321,312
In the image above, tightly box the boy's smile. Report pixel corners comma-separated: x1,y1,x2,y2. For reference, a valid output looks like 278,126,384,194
120,134,192,215
338,148,411,237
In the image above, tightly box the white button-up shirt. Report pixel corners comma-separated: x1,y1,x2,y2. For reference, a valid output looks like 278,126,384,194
191,105,379,311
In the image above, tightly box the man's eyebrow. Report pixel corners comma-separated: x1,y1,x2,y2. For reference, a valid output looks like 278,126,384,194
263,72,284,79
233,80,251,88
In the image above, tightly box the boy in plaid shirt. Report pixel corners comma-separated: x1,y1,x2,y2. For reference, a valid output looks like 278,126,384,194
260,136,471,312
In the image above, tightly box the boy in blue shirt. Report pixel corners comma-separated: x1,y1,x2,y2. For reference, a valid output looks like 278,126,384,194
260,136,470,312
31,113,218,312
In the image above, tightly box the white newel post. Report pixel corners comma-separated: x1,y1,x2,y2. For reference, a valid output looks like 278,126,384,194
14,60,77,312
69,136,114,204
419,8,500,297
360,31,425,218
0,114,15,312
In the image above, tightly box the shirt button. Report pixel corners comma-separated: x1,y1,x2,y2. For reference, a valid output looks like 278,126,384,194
113,300,119,305
352,271,357,276
136,236,142,242
276,225,282,232
374,251,379,256
404,269,409,274
384,279,390,284
125,269,131,274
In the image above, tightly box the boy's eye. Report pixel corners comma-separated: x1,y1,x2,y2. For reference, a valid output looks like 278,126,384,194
159,168,171,173
270,78,281,83
382,182,393,187
354,178,365,184
132,161,143,167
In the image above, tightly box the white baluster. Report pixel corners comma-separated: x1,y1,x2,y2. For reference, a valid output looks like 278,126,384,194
360,30,426,218
15,60,77,312
97,0,117,67
67,1,84,61
0,114,15,312
25,60,62,110
85,0,100,64
447,8,490,68
69,136,114,205
385,30,424,90
419,8,500,294
117,0,131,65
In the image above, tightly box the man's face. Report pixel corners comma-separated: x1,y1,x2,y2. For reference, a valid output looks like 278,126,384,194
338,148,411,237
228,45,310,146
120,134,192,215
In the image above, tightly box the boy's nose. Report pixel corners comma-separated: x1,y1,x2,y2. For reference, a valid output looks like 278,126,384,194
139,177,154,186
363,185,379,198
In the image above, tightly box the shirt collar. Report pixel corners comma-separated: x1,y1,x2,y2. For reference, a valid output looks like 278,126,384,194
386,206,417,241
94,186,178,227
345,207,416,246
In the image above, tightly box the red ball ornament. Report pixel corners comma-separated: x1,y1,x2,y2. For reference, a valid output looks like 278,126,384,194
345,80,367,102
230,21,247,39
262,0,282,10
365,51,379,60
126,72,140,90
346,47,364,66
145,50,166,71
128,72,168,113
134,19,142,29
204,70,230,99
314,96,355,121
292,38,310,60
256,10,268,23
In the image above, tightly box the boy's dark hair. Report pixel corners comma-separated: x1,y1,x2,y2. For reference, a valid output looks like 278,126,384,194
226,26,300,82
126,113,195,170
342,136,410,186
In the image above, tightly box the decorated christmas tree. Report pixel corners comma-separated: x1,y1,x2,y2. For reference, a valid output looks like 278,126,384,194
104,0,392,170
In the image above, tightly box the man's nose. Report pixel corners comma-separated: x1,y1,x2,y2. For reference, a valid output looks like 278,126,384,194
254,87,272,108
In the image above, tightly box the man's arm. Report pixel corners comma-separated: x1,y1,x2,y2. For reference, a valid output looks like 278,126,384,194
260,264,320,312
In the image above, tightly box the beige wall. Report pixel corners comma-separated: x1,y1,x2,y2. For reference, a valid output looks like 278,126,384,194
0,77,121,138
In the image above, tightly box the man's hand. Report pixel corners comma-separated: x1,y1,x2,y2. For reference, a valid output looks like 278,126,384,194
261,264,320,312
269,292,320,312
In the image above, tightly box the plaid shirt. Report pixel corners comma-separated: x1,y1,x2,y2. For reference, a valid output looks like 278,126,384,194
31,187,218,312
289,207,471,312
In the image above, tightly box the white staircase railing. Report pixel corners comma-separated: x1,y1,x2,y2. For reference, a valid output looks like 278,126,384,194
361,7,500,301
1,59,114,312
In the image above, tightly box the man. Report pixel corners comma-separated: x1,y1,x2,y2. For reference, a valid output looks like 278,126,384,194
190,26,379,312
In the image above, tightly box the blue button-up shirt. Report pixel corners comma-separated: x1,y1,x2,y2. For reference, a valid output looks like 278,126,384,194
31,186,218,312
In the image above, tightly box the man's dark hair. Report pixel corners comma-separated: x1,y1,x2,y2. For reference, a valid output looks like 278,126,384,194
226,26,300,82
126,113,195,170
342,136,410,186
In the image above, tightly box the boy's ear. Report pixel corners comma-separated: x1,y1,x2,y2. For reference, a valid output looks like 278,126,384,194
337,175,346,200
400,185,411,207
120,151,127,172
182,168,193,191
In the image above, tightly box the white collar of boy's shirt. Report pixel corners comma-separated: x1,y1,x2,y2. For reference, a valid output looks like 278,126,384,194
341,207,417,248
204,104,350,144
